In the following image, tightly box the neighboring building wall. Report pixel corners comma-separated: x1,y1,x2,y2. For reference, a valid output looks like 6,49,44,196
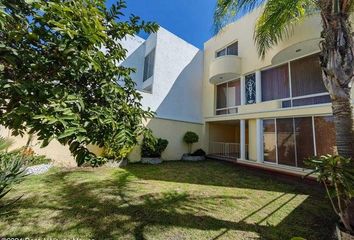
122,27,205,161
0,127,76,167
139,28,204,123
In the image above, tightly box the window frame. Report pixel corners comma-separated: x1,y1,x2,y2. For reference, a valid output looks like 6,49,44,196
215,41,238,58
143,48,156,82
262,115,335,169
260,52,330,108
215,78,242,115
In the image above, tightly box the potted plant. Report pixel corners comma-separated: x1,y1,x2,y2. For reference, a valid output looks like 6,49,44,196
181,132,205,161
305,155,354,239
141,135,168,164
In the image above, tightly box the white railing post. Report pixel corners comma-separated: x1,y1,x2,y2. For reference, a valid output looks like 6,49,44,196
256,119,264,163
241,75,245,105
240,119,246,160
256,70,262,103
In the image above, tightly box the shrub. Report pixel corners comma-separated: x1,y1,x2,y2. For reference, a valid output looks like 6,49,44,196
103,137,134,161
88,156,108,168
141,136,168,158
0,138,26,208
191,149,206,157
5,148,51,166
305,155,354,233
183,131,199,154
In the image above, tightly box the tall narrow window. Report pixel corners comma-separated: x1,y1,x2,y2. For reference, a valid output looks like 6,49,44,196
216,83,227,110
314,116,337,155
227,80,241,107
290,54,327,97
263,119,276,163
276,118,296,166
245,73,256,104
261,64,290,101
295,117,314,168
143,49,155,81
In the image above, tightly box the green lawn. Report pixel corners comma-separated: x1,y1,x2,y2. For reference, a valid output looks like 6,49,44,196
1,160,336,239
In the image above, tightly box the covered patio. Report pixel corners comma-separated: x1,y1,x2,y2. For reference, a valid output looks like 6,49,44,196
208,120,249,160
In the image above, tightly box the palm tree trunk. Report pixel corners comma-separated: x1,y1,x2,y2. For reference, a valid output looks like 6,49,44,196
331,97,354,158
319,0,354,230
319,2,354,160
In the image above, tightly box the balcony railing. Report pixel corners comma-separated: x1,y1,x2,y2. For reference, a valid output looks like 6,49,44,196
209,142,248,159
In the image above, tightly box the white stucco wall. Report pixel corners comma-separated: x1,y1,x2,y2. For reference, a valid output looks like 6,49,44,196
118,35,144,57
121,27,204,124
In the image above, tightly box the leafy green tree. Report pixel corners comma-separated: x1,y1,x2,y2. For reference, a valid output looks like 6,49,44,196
214,0,354,160
0,0,158,165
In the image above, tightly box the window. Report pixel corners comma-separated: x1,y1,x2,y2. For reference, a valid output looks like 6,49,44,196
216,83,227,109
276,118,296,166
245,73,256,104
314,116,337,156
216,42,238,58
262,115,337,168
261,53,331,107
143,49,155,81
263,119,276,163
295,117,314,168
216,79,241,115
216,48,226,58
290,54,327,97
261,64,290,101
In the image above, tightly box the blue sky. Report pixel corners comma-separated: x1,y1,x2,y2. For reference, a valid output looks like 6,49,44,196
108,0,217,49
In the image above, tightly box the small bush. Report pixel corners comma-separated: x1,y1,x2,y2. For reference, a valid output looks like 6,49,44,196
183,131,199,154
0,138,27,207
141,137,168,158
7,148,51,166
191,149,206,157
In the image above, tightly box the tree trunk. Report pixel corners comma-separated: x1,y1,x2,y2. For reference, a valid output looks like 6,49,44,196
319,4,354,160
319,1,354,230
332,96,354,158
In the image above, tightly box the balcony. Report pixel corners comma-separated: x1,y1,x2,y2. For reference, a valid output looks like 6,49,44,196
209,55,242,84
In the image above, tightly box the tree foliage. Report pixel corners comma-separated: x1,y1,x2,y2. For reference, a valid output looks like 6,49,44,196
183,131,199,154
0,0,159,165
305,155,354,232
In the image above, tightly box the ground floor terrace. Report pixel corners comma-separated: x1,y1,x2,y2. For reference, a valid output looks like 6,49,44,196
207,114,336,175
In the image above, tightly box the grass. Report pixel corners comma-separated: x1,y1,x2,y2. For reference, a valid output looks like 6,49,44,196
1,160,336,239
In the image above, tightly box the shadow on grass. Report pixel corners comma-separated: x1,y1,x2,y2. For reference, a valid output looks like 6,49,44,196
2,161,337,240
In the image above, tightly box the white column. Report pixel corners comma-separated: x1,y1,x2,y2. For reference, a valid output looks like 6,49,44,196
256,119,264,163
240,75,245,105
255,70,261,103
240,119,246,160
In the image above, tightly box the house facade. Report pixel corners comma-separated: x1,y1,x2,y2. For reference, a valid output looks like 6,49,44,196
203,8,354,175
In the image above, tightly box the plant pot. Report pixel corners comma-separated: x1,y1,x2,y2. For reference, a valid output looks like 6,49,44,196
141,157,162,165
181,153,205,161
336,224,354,240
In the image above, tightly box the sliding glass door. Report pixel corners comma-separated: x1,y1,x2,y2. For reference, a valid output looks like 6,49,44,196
263,116,336,168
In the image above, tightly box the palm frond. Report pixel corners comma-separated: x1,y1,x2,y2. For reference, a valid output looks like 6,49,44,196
214,0,266,33
254,0,316,58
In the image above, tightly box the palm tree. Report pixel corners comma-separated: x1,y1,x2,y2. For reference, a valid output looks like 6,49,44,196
214,0,354,160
